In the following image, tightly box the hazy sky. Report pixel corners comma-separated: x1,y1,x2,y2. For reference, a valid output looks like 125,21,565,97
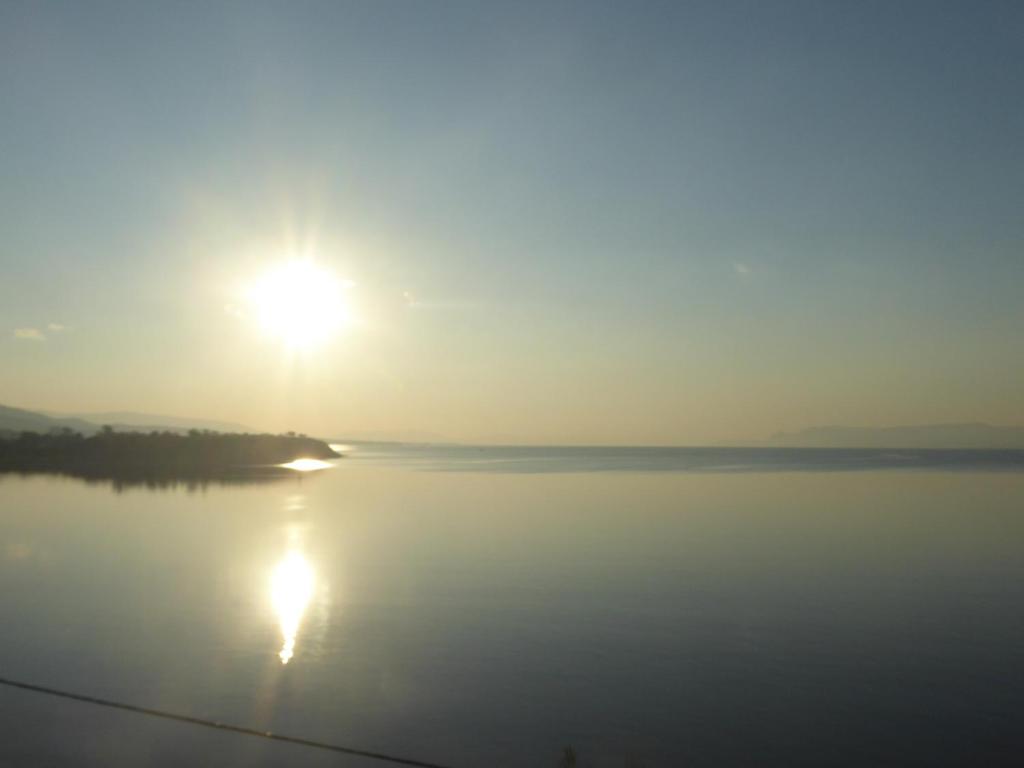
2,1,1022,444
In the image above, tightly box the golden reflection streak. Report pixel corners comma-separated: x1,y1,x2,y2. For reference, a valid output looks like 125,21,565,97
270,550,315,664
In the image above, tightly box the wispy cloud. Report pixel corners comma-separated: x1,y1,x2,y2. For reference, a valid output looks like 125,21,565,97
13,327,45,341
734,263,752,276
47,322,68,333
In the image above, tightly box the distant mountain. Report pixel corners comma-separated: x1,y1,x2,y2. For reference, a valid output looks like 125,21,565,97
1,404,253,436
767,423,1024,449
0,404,98,435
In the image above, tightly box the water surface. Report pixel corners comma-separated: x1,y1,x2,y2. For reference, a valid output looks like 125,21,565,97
1,445,1022,766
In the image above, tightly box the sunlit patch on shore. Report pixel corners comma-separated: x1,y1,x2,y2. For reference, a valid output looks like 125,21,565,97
280,458,333,472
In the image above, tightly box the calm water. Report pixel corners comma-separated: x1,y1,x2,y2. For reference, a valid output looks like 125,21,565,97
1,445,1023,766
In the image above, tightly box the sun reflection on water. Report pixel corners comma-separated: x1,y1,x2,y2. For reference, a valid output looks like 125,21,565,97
270,549,315,664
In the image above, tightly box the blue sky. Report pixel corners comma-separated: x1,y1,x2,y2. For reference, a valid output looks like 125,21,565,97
2,1,1022,443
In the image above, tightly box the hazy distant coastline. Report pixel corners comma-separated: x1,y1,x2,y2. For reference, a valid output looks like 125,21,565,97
0,403,254,438
5,402,1024,451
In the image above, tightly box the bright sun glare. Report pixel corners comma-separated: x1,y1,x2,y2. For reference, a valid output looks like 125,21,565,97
248,260,349,349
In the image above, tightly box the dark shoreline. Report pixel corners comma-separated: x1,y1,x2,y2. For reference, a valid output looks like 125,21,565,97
0,430,340,489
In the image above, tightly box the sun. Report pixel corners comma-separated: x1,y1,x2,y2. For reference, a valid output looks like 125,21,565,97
247,260,350,349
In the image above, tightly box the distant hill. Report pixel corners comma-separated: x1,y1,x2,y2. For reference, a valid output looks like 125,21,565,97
767,423,1024,449
0,404,98,436
49,410,253,434
1,403,253,437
